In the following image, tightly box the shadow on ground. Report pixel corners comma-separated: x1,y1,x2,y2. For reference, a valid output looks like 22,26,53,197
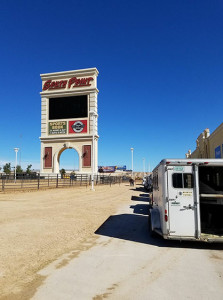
131,195,150,202
130,187,145,192
95,213,223,250
139,193,150,198
130,204,151,215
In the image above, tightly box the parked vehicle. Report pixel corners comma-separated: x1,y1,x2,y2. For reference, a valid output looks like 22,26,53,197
143,175,153,192
149,159,223,242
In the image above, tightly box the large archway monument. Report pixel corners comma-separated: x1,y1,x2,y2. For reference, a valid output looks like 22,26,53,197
40,68,99,175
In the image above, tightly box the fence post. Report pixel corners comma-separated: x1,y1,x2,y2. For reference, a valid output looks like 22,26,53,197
56,174,58,188
110,176,112,187
48,175,50,187
37,174,40,190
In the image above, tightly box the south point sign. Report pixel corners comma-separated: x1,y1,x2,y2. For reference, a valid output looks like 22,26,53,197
43,76,94,90
40,68,99,175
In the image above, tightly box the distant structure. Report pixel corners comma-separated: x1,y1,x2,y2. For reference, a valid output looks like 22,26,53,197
40,68,99,174
98,166,127,173
186,123,223,158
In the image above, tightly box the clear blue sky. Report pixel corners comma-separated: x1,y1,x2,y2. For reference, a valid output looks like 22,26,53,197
0,0,222,171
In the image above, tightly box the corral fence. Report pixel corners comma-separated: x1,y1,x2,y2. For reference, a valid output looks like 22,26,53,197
0,173,130,192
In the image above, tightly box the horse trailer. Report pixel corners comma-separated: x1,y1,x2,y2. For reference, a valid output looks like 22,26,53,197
149,159,223,242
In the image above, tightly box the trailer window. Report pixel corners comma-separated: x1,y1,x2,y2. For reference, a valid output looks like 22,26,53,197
172,173,183,188
184,174,194,188
172,173,194,189
153,172,158,190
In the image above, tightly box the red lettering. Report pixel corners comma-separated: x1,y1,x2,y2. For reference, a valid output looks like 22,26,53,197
68,77,76,88
75,78,80,86
80,78,87,85
69,77,94,88
43,80,51,90
61,80,67,88
50,81,56,89
54,81,60,88
86,77,93,85
43,77,93,91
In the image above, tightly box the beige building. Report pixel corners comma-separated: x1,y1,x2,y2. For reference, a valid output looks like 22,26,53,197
186,123,223,159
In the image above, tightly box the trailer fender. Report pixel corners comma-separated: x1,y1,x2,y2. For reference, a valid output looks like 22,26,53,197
149,207,161,231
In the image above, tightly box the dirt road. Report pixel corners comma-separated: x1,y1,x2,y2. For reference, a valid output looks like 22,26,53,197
1,184,223,299
0,183,132,299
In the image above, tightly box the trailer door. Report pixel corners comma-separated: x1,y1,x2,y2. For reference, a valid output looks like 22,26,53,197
167,166,195,237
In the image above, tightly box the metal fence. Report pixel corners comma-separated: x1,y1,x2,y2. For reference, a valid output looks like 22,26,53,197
0,174,130,192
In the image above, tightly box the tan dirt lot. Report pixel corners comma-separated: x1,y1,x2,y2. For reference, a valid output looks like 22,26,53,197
0,183,134,300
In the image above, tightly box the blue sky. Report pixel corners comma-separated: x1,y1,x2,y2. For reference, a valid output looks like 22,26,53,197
0,0,222,171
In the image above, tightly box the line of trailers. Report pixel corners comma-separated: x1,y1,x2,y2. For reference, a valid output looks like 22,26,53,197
148,159,223,243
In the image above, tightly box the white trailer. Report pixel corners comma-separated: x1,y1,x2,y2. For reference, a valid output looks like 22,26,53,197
149,159,223,242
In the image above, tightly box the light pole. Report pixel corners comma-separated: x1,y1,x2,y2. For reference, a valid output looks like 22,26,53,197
143,158,145,177
130,148,134,178
89,111,98,190
14,148,19,183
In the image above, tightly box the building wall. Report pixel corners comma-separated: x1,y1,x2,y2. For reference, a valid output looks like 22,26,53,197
209,123,223,158
186,123,223,159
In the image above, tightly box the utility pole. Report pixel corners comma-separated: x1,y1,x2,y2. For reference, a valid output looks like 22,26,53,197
14,148,19,183
89,111,98,190
130,148,134,178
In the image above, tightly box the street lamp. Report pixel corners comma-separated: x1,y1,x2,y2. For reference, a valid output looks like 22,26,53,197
14,148,19,183
130,147,134,178
89,111,98,191
143,158,145,177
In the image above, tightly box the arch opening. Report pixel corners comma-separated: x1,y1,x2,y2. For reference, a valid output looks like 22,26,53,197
58,148,80,173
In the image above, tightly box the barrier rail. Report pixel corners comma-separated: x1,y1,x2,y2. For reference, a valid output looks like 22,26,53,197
0,174,129,192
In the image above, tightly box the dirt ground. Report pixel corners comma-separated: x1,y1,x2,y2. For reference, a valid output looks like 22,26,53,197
0,183,134,300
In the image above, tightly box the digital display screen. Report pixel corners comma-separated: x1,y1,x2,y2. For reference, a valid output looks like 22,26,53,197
49,95,88,120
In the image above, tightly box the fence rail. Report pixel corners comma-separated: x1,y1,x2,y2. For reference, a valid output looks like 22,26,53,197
0,174,130,192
